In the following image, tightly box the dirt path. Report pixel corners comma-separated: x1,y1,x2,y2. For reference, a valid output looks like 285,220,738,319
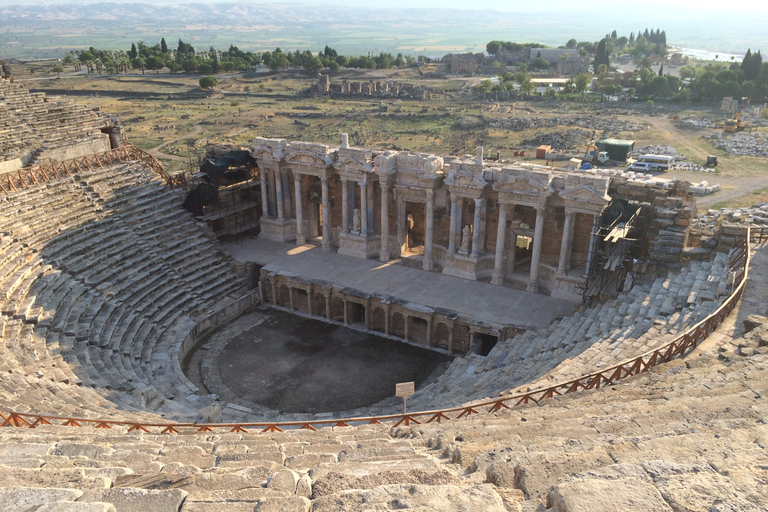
640,116,768,208
147,122,204,162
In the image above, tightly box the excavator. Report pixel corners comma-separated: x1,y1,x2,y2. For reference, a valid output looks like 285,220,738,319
582,143,609,166
724,112,749,133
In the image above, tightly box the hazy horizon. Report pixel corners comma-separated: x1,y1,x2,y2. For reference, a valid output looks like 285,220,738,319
1,0,764,59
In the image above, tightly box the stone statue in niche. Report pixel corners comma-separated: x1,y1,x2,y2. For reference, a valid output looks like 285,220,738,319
353,208,361,233
460,224,471,253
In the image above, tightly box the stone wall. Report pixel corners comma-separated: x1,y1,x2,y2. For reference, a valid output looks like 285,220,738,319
609,178,696,263
260,269,523,355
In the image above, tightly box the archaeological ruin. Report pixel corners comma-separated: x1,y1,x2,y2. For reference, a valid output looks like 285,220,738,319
0,76,766,511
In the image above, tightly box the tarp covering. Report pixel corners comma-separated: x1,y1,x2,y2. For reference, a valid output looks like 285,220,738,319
199,150,256,187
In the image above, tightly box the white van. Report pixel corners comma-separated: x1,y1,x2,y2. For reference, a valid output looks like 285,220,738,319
633,154,674,171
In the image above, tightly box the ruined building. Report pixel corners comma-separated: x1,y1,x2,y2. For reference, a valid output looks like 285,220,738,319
312,74,432,99
254,135,695,303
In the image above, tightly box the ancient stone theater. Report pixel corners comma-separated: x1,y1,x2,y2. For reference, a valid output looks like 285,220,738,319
0,75,765,511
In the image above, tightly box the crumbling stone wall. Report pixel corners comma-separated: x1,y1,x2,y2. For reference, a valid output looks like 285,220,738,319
609,178,696,263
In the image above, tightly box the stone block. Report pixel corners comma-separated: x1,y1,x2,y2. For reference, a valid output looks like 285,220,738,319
36,503,117,512
311,483,506,512
79,488,188,512
743,314,768,333
266,470,299,493
550,477,672,512
0,487,83,510
254,496,311,512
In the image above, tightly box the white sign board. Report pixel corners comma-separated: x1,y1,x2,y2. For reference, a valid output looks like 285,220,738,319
395,381,415,398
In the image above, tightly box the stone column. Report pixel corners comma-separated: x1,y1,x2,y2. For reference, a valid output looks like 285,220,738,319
359,181,368,236
491,203,508,285
367,180,375,235
343,299,349,326
448,196,458,254
294,174,305,245
380,182,391,262
260,169,269,217
397,195,406,254
447,325,454,354
307,288,314,317
426,316,433,347
282,171,292,216
404,315,410,342
558,210,576,274
527,206,546,293
423,188,435,271
471,198,485,258
321,176,331,251
274,168,284,220
341,179,349,233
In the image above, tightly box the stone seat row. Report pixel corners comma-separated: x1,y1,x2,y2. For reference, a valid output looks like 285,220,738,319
0,160,251,423
0,346,761,511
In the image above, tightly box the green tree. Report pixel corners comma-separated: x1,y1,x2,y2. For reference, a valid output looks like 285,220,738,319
566,38,577,49
575,72,591,93
146,55,164,74
199,76,218,90
486,41,501,56
128,43,137,60
161,37,168,53
303,56,324,73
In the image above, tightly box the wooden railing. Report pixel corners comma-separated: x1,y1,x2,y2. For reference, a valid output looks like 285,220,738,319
0,144,174,195
0,227,762,433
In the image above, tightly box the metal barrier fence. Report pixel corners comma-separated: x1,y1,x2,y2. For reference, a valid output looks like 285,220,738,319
0,144,174,195
0,227,762,433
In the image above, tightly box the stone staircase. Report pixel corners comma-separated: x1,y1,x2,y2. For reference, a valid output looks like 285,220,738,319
0,161,252,423
0,334,762,511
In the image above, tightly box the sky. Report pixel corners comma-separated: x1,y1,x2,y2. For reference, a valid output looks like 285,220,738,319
9,0,766,8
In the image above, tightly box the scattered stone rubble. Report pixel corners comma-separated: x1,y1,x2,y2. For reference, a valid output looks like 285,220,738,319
487,114,642,135
707,132,768,157
522,129,590,150
673,116,712,129
695,203,768,230
630,145,684,159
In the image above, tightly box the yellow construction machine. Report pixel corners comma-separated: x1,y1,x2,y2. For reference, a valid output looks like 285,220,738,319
724,112,749,133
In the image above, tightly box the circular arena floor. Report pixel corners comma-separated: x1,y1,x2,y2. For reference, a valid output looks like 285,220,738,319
185,309,452,414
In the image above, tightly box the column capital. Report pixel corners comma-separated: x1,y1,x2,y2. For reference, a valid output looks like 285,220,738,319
320,175,328,184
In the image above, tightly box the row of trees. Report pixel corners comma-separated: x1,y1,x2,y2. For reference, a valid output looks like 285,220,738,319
679,50,768,102
62,39,420,76
485,41,547,56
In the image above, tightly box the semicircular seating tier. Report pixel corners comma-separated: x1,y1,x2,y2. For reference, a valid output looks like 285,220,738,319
0,79,119,170
0,160,252,423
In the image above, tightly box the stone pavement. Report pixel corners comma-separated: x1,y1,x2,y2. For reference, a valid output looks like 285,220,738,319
225,238,576,330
